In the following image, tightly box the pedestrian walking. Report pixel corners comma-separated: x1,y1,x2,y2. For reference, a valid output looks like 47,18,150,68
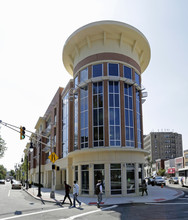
62,181,72,206
95,180,103,208
141,179,148,196
181,177,184,186
72,180,81,208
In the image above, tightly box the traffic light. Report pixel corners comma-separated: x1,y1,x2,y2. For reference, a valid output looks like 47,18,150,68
20,126,26,140
52,164,59,170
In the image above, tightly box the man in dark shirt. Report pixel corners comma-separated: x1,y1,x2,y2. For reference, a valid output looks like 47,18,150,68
62,181,72,206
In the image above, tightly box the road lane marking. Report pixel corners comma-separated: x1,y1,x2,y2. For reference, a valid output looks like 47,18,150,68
0,207,69,220
8,190,10,197
59,205,118,220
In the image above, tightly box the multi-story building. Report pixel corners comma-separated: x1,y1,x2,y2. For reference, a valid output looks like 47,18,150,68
28,20,151,197
184,150,188,167
144,132,183,176
144,132,183,162
29,87,63,189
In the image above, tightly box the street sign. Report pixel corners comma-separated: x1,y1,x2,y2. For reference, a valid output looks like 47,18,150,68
48,152,59,163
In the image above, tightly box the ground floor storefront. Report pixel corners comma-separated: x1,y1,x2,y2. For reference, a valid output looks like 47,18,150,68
29,148,148,197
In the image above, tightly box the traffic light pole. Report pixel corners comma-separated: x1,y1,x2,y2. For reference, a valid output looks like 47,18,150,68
50,136,55,199
0,120,56,197
26,153,29,190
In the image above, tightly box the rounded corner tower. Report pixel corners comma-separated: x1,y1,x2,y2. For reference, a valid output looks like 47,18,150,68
62,20,151,197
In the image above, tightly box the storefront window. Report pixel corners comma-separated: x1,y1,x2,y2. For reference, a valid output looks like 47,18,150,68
81,165,89,194
110,164,121,194
75,166,78,182
126,163,135,194
94,164,105,192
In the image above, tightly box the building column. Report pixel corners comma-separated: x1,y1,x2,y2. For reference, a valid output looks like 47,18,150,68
56,169,62,190
135,163,139,195
78,165,81,194
89,164,94,196
122,163,126,196
105,163,110,197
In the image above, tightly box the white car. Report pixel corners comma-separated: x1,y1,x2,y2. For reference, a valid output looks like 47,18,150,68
12,180,22,189
154,176,166,186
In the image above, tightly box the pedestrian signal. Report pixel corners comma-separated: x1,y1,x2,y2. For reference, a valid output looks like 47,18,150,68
20,126,26,140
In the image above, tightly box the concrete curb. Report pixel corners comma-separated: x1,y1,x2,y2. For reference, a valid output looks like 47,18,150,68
23,186,185,206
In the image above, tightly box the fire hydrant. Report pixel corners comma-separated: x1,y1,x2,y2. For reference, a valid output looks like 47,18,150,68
161,183,164,188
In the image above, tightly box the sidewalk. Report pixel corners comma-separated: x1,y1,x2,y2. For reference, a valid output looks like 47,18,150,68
23,184,184,206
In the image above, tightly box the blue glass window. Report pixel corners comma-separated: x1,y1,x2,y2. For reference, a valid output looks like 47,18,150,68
92,64,103,77
74,76,78,88
135,72,140,86
74,93,78,150
93,82,104,147
62,93,69,157
80,86,88,148
124,66,132,79
108,81,121,146
108,63,119,76
80,68,88,83
124,84,135,147
136,90,142,148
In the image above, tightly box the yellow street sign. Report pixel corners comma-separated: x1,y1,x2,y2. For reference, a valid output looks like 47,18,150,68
48,152,59,163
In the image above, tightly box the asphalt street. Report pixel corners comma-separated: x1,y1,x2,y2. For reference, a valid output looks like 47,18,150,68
1,182,188,220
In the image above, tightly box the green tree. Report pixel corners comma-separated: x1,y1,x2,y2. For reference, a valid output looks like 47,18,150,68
157,168,166,176
0,165,7,179
0,135,7,158
9,169,16,179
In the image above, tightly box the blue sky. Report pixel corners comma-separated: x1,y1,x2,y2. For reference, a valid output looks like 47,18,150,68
0,0,188,170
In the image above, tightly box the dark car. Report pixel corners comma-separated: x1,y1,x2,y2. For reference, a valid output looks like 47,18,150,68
153,176,166,186
169,177,179,184
146,177,154,186
0,179,5,184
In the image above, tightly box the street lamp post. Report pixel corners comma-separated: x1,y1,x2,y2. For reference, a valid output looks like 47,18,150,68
37,141,42,197
26,153,29,190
